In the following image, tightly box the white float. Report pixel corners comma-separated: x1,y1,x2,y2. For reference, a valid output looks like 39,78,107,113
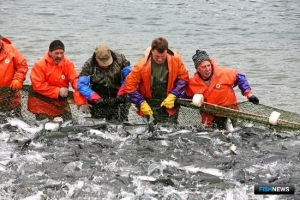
192,94,204,107
269,111,281,125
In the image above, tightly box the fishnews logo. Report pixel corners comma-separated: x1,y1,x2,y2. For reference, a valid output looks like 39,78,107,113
254,184,295,195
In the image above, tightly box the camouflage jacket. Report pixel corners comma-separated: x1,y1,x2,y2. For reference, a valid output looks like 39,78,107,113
79,51,130,98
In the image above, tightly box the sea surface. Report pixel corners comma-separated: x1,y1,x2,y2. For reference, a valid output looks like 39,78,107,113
1,0,300,199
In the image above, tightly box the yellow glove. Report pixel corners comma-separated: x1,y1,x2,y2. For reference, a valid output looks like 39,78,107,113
10,80,23,90
140,101,153,116
160,93,177,109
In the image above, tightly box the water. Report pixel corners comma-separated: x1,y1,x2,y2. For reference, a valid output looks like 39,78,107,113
1,0,300,199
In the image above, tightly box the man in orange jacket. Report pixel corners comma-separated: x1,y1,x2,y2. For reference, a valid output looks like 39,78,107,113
185,50,259,129
124,37,189,123
0,34,28,117
27,40,89,121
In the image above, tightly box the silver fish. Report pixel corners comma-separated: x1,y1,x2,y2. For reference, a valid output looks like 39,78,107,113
225,118,234,132
6,117,31,129
44,122,60,131
6,117,43,135
178,165,223,177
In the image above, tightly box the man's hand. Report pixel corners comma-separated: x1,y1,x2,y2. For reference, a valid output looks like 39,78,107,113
115,95,126,104
140,101,153,116
161,93,177,109
79,104,92,113
10,80,23,90
59,87,69,97
248,95,259,105
96,98,108,107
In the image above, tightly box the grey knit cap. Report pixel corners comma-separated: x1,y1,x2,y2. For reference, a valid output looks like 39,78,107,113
192,50,210,68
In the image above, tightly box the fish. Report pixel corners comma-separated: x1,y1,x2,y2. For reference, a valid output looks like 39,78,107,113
229,144,240,155
6,117,43,135
61,119,73,127
44,122,60,131
0,163,6,172
137,176,157,182
20,191,46,200
225,118,234,132
160,160,181,167
6,117,31,129
177,165,223,177
22,124,44,135
88,129,126,142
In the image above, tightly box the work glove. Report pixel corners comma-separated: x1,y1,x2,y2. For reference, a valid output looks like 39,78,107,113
160,93,177,109
248,95,259,105
96,98,108,107
10,80,23,90
79,104,92,113
115,95,126,104
140,101,153,116
59,87,69,97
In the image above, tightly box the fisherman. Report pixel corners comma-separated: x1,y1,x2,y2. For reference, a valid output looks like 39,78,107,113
27,40,89,121
77,44,132,121
0,34,28,117
124,37,189,123
185,50,259,129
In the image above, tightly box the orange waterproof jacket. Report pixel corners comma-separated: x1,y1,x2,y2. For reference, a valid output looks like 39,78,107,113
28,53,87,116
0,37,28,109
185,59,239,125
124,54,189,115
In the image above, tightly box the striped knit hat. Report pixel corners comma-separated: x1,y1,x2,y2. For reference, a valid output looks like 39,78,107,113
192,50,210,68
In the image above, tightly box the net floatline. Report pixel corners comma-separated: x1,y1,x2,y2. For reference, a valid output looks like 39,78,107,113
176,99,300,131
2,86,300,130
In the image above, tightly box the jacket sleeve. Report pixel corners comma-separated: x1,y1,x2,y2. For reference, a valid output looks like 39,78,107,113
12,47,28,83
119,53,131,68
121,65,132,85
235,73,252,95
116,65,132,96
170,79,187,97
128,90,145,107
30,62,60,99
169,58,189,97
124,65,145,107
64,61,87,105
77,75,95,100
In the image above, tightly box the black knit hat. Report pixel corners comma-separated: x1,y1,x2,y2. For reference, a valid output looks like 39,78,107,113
192,50,210,68
49,40,65,51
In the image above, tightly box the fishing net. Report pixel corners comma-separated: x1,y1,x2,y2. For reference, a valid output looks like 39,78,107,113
1,86,300,131
176,99,300,131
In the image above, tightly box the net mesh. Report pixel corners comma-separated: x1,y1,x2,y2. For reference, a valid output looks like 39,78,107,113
1,86,300,131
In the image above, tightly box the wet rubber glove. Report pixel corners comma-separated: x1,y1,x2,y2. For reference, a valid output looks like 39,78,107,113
160,93,177,109
248,95,259,105
79,104,92,113
140,101,153,116
10,80,23,90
